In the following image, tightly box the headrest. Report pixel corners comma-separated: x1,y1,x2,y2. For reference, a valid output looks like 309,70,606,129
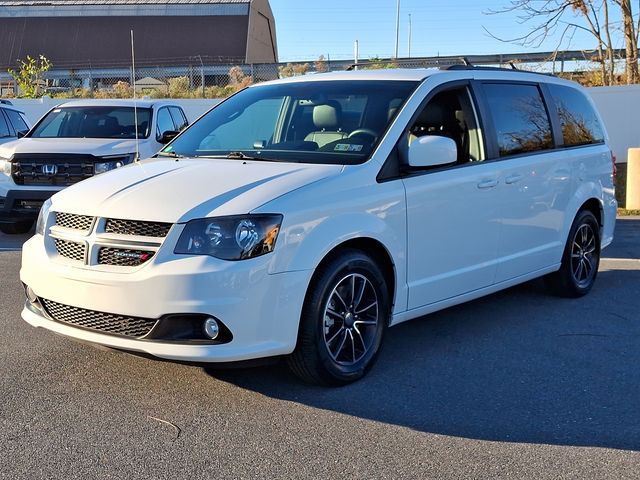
418,103,445,127
313,102,341,130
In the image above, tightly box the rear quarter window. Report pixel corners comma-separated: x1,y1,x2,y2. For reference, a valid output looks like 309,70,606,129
483,83,554,157
547,84,604,146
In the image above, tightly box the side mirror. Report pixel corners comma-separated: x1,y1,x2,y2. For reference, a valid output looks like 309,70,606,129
158,130,179,145
16,130,28,138
408,135,457,168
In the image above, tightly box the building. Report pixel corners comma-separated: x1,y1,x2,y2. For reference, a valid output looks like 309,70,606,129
0,0,278,70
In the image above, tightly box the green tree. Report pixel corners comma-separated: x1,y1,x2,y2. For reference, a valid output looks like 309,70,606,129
8,55,52,98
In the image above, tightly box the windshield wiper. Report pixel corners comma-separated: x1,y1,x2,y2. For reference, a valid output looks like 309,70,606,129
156,151,185,159
226,151,269,161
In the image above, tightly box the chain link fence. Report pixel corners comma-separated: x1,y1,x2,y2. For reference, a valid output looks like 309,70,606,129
0,52,606,99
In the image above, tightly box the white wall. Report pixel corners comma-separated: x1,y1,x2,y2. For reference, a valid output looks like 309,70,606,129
10,85,640,163
588,85,640,163
10,97,221,125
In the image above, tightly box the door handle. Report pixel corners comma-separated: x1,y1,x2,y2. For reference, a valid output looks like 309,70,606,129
505,174,524,184
477,179,499,189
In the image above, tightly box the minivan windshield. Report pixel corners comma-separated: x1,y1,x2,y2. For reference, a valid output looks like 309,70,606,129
30,106,152,139
163,80,418,165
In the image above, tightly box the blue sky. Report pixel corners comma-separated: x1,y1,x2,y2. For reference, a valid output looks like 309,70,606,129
269,0,624,62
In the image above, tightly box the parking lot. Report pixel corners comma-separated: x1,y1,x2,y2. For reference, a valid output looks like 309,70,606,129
1,218,638,479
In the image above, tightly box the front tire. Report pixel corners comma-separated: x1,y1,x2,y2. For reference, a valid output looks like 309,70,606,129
545,210,600,298
287,249,390,386
0,221,33,235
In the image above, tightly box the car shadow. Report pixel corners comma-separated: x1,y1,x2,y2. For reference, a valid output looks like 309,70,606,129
206,268,640,451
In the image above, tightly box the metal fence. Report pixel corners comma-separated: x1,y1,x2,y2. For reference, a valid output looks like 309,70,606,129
0,50,616,99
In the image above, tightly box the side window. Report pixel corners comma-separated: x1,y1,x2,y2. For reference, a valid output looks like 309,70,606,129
0,111,11,138
5,109,29,133
547,84,604,146
409,86,484,164
156,108,176,139
483,83,553,157
169,107,188,131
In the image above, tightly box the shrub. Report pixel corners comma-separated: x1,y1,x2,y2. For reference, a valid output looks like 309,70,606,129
8,55,52,98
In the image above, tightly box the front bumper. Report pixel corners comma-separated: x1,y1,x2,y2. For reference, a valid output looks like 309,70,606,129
0,189,58,223
20,234,312,363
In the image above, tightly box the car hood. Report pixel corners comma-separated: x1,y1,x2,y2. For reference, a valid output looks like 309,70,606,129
0,138,141,157
50,158,343,223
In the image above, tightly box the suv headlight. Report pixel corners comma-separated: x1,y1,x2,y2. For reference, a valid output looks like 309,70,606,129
175,214,282,261
35,198,52,236
0,157,11,176
95,154,134,175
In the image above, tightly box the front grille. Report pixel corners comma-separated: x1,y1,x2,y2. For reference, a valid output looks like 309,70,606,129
55,212,94,232
17,200,44,210
54,239,86,262
104,218,172,238
98,247,155,267
40,298,157,338
12,156,94,187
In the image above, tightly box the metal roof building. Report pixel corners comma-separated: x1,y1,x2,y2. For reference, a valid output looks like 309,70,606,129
0,0,278,69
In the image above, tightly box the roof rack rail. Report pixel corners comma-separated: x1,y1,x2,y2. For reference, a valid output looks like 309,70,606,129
440,64,556,76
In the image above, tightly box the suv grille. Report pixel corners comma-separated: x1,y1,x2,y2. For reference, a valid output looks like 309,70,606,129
40,298,157,338
55,212,94,232
98,247,155,267
104,218,172,238
54,239,86,262
12,155,94,187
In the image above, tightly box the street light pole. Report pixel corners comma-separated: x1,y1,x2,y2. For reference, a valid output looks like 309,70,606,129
408,13,412,58
394,0,400,58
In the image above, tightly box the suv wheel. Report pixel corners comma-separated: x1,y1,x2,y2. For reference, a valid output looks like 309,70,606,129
287,249,390,386
0,221,33,235
545,210,600,297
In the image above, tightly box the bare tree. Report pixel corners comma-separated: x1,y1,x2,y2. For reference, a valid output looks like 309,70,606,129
613,0,639,83
484,1,616,85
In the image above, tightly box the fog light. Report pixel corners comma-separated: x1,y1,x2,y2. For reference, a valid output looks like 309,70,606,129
203,317,220,340
24,285,37,303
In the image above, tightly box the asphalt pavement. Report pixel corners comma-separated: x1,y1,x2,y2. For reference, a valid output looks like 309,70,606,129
1,219,639,479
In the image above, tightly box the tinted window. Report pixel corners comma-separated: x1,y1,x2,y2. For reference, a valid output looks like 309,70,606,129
0,111,10,138
169,107,188,131
156,108,176,138
547,84,604,146
484,83,553,157
5,109,29,132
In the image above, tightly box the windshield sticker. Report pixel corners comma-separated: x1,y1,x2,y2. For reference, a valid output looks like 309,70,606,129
334,144,363,152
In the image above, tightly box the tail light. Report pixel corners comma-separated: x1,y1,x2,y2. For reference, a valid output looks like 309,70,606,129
611,151,617,177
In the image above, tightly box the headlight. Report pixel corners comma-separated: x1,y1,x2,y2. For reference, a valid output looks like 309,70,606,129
94,154,134,175
0,157,11,176
175,214,283,260
35,198,52,236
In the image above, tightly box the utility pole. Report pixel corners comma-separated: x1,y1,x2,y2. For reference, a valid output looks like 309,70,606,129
408,13,412,58
394,0,400,58
354,40,359,70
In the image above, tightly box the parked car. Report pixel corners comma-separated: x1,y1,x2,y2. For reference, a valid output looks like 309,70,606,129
0,101,31,146
0,99,189,234
21,67,617,385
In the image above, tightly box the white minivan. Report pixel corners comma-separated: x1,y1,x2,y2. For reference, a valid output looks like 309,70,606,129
20,67,617,385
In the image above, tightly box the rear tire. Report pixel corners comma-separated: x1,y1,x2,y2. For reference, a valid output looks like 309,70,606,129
287,249,390,386
0,221,33,235
545,210,600,298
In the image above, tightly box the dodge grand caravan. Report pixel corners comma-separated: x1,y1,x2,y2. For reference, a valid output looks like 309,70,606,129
20,67,617,385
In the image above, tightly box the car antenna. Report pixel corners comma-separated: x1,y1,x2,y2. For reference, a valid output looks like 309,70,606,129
131,29,140,163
